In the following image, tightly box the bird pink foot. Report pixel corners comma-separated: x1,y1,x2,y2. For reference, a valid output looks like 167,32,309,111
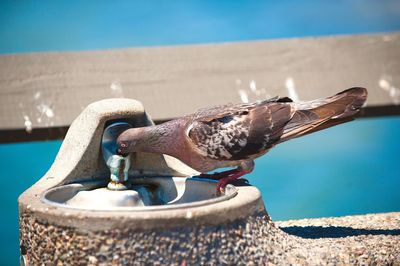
200,169,248,194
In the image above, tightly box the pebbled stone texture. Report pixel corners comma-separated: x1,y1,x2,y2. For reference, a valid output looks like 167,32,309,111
19,211,400,265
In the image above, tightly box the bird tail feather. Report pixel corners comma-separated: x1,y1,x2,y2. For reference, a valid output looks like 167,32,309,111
279,87,367,142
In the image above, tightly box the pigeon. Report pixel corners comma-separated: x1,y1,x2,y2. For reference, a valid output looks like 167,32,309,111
117,87,367,192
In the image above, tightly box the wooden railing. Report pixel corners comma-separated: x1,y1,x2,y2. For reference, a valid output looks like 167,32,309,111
0,32,399,143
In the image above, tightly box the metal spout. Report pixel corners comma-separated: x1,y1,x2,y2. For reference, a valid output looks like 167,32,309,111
106,154,131,190
102,122,132,190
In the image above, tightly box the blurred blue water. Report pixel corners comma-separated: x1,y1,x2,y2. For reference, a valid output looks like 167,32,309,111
1,1,400,265
1,0,400,53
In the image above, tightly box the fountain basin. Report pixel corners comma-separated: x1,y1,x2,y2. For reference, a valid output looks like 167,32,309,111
43,177,238,211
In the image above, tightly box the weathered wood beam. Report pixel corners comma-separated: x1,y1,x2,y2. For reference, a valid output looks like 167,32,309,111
0,33,399,142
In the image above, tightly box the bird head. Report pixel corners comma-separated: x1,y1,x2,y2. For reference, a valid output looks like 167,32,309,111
116,128,145,155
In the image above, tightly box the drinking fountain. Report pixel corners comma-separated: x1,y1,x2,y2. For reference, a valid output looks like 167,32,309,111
18,98,273,265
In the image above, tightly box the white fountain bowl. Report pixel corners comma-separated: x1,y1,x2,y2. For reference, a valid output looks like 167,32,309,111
42,177,238,211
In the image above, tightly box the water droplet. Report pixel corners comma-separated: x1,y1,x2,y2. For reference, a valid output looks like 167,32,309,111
23,115,32,133
110,81,124,97
36,104,54,118
34,91,41,100
238,89,249,103
285,77,299,101
249,80,257,92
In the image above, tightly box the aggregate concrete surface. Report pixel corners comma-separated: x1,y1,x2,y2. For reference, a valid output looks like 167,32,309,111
20,211,399,265
276,212,400,265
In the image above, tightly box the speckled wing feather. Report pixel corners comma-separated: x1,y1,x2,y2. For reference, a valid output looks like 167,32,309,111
190,96,292,122
187,87,367,161
187,99,294,161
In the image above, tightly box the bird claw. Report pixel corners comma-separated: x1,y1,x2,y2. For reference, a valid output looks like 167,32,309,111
198,169,249,195
216,170,249,195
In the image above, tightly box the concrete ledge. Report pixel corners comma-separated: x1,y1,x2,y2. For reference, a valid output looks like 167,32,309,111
277,212,400,264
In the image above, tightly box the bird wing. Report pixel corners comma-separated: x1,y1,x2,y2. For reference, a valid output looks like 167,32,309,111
190,95,292,122
187,101,294,160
